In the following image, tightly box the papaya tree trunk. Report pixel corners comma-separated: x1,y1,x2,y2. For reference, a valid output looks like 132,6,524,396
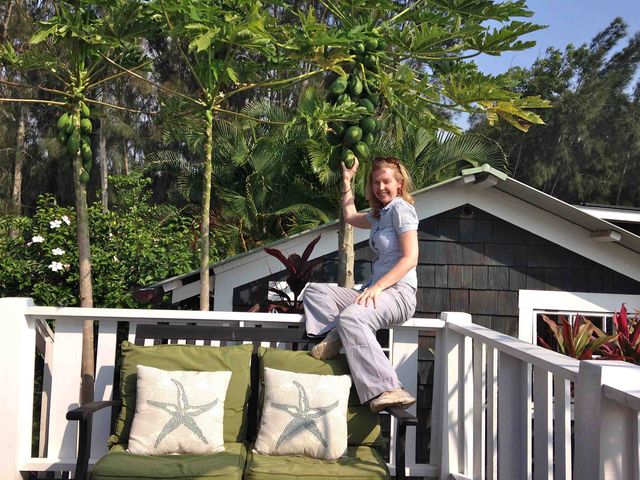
99,118,108,212
199,112,214,310
337,214,354,288
72,105,95,405
9,105,26,239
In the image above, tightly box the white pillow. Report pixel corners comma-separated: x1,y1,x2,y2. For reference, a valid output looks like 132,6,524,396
254,367,351,460
127,365,231,455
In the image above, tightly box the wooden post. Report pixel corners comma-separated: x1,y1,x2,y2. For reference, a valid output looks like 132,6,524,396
574,360,640,480
438,312,473,480
0,297,36,480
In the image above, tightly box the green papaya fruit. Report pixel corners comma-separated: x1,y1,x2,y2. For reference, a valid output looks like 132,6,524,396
340,148,356,168
57,113,71,132
57,130,68,145
366,93,380,107
377,39,387,51
363,54,378,70
81,142,92,162
358,98,375,114
352,42,365,54
359,116,377,134
343,126,363,146
63,119,76,136
363,132,375,146
353,141,370,160
329,76,348,95
80,101,90,118
66,130,81,155
79,169,90,184
83,157,92,173
336,93,350,104
80,118,92,134
348,75,363,96
365,38,378,52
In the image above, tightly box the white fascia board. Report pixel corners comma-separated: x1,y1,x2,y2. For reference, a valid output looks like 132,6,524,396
577,206,640,224
467,187,640,282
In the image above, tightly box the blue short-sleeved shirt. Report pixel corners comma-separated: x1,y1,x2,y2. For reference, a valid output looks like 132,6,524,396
365,196,419,290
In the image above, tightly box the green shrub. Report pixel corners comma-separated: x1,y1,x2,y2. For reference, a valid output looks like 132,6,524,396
0,174,209,307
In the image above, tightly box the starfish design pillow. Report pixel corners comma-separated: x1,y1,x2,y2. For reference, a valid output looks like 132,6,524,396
127,365,232,455
254,367,351,460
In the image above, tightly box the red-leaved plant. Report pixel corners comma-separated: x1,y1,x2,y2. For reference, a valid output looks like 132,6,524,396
264,235,322,313
599,304,640,364
538,314,618,360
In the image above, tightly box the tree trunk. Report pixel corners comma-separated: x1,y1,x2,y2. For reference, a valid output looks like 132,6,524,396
199,112,214,310
122,139,129,175
1,0,14,39
337,214,354,288
99,119,108,212
9,105,26,239
72,106,95,405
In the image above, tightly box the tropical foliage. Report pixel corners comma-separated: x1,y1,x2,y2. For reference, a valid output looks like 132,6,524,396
538,305,640,366
0,174,200,308
471,18,640,206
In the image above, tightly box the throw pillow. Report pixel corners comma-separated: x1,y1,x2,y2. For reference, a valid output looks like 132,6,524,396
127,365,232,455
254,367,351,460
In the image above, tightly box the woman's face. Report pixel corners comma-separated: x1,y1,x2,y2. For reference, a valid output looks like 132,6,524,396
371,167,402,206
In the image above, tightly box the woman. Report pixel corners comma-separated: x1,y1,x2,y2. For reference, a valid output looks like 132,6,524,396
303,156,419,412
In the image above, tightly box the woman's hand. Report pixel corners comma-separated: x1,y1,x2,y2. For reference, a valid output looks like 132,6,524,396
355,285,383,308
341,157,359,185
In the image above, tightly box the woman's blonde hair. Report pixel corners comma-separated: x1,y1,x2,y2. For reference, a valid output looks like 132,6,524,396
365,157,414,218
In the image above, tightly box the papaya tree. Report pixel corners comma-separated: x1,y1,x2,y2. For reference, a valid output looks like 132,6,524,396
0,0,151,404
311,0,551,287
112,0,354,310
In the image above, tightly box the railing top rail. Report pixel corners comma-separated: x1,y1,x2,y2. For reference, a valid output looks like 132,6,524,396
447,317,580,381
603,384,640,412
23,306,444,330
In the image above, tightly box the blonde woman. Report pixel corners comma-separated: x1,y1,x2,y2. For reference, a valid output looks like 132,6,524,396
303,156,419,412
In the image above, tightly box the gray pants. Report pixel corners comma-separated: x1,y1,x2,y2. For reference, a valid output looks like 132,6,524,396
303,282,417,403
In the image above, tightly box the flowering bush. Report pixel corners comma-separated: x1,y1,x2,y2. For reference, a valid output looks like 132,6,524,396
0,174,210,308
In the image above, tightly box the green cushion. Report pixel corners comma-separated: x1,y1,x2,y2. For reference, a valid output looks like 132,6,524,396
90,442,247,480
243,445,389,480
110,342,253,446
258,348,381,446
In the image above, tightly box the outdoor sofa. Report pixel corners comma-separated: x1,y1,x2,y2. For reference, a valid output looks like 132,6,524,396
66,324,417,480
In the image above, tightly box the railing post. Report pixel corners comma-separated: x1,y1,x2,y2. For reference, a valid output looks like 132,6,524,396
438,312,473,480
0,297,36,480
574,360,640,480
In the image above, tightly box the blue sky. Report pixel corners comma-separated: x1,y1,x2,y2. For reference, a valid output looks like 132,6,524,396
455,1,640,128
475,0,640,75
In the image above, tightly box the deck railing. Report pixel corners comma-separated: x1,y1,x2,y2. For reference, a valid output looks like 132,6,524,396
2,297,640,480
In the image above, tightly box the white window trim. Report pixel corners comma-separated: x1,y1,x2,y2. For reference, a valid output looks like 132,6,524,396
518,290,640,343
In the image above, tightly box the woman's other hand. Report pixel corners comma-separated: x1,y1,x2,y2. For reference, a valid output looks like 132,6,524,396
355,285,382,308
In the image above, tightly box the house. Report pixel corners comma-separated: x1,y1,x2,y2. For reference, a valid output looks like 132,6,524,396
147,164,640,334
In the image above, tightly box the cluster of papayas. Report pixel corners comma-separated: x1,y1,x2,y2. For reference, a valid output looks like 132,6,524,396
325,37,385,170
56,101,92,184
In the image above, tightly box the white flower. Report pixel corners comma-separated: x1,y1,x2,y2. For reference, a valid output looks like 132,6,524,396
113,256,119,263
48,261,64,272
51,248,65,256
50,220,62,229
61,215,71,225
32,235,44,243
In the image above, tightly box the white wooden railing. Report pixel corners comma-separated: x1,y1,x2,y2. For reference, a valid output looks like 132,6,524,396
2,296,640,480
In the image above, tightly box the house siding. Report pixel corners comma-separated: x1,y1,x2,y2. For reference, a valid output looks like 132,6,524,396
232,204,640,463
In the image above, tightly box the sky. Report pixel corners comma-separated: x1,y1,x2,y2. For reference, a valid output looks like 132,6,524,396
456,0,640,128
475,0,640,75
